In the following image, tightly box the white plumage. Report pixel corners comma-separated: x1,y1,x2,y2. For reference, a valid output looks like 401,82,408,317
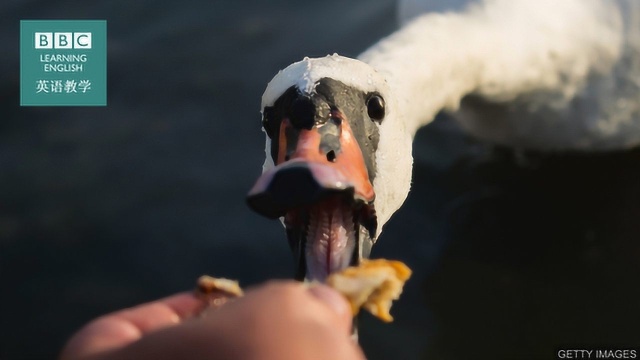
367,0,640,150
260,0,640,236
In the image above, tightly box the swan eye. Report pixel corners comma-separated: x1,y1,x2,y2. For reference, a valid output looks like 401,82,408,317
367,95,385,122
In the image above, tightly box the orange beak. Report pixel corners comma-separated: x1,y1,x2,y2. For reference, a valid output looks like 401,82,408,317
247,110,374,218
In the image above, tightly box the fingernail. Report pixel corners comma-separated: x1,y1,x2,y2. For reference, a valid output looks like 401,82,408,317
308,284,351,321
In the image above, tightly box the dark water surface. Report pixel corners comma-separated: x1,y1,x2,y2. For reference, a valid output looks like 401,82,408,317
2,1,640,359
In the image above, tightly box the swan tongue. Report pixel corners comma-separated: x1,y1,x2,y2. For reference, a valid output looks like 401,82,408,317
302,197,356,282
282,196,375,282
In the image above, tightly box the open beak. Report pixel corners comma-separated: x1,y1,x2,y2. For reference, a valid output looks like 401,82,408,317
247,110,377,281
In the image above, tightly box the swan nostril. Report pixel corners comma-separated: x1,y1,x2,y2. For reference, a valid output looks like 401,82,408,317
284,154,291,161
326,150,336,162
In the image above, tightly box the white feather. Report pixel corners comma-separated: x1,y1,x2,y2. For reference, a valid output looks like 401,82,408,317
382,0,639,149
260,0,640,233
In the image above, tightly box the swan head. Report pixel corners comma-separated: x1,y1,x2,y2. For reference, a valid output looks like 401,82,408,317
247,54,413,281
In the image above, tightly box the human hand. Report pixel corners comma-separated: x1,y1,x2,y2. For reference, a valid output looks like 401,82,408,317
60,281,365,360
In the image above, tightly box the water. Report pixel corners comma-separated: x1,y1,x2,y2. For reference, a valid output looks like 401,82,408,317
2,1,640,359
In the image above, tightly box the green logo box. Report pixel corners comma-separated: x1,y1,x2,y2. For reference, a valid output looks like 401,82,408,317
20,20,107,106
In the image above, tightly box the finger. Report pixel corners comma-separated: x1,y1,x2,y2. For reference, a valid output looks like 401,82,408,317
107,282,365,360
60,292,207,360
212,281,362,359
307,284,353,333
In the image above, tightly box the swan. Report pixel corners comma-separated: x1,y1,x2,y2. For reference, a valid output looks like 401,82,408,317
246,0,640,282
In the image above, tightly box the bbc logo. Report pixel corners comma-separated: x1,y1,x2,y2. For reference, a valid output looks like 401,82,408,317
35,32,92,49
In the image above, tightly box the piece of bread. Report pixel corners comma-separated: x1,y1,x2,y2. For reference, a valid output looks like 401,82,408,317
195,259,411,322
196,275,244,297
326,259,411,322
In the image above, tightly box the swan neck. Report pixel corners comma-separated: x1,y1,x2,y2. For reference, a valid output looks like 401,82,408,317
358,0,623,140
359,12,481,137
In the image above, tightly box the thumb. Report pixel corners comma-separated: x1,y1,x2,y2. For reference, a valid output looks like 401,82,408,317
307,284,353,332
